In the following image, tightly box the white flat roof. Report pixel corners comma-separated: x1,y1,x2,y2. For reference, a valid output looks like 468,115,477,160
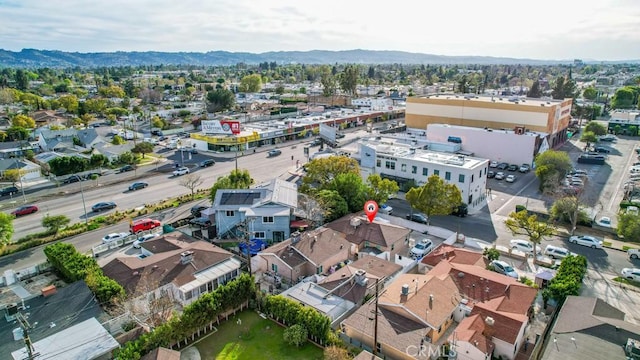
280,281,355,321
181,257,242,293
11,317,118,360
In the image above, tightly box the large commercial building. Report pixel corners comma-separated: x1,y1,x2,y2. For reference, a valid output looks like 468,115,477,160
406,94,573,148
358,137,489,211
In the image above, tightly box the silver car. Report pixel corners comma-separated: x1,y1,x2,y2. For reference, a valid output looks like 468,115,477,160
569,235,603,249
490,260,519,279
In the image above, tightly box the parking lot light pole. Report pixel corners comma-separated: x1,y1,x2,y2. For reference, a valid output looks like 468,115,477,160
78,176,89,225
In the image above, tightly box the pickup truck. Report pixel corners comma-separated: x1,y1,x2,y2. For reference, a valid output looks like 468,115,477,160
629,248,640,259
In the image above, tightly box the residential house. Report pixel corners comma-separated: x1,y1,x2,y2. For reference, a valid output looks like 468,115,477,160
0,158,42,182
540,296,640,360
92,142,135,161
0,140,39,159
31,110,67,127
35,128,103,152
324,214,411,260
101,232,242,306
253,227,352,284
0,281,105,357
213,178,298,243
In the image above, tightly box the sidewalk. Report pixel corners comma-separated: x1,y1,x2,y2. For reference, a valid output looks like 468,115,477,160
554,227,639,253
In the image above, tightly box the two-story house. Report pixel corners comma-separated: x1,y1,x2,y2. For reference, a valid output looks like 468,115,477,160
101,232,242,306
35,128,103,152
324,214,411,260
213,179,298,243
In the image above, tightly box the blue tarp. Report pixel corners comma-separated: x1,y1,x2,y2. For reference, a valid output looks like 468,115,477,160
238,239,267,255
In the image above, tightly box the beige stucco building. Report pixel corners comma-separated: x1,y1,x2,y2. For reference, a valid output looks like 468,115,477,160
406,95,573,148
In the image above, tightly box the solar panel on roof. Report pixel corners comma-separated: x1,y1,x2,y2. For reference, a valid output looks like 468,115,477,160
220,192,261,205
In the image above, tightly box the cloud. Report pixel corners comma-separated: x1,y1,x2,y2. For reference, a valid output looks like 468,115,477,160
0,0,639,60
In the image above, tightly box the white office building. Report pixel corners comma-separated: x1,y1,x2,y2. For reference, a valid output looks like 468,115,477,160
357,137,489,211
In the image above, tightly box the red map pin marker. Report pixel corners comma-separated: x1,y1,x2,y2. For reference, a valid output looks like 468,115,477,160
364,200,378,223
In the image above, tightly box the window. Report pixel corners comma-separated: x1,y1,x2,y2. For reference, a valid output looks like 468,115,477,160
376,342,381,353
471,174,474,182
434,169,440,176
262,216,274,223
459,174,465,183
317,265,323,274
184,291,193,300
385,161,395,170
254,231,265,238
445,171,451,180
226,210,235,217
422,168,428,176
401,164,407,172
271,263,278,272
200,284,207,294
479,170,482,178
376,159,381,167
391,243,395,250
411,165,417,174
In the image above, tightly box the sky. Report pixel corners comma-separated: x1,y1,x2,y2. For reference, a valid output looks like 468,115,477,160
1,0,639,61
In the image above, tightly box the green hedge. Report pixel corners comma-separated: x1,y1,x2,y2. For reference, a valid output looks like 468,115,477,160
542,254,588,304
262,295,336,346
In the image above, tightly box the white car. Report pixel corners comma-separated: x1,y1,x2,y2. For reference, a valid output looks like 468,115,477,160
410,239,434,259
596,217,612,228
489,260,519,279
621,268,640,282
133,233,160,249
569,235,603,249
629,248,640,259
173,167,190,176
544,245,575,260
379,204,393,215
505,175,516,183
102,232,130,244
495,172,506,180
489,161,498,168
510,239,539,255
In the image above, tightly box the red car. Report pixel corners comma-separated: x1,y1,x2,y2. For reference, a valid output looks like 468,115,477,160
11,205,38,217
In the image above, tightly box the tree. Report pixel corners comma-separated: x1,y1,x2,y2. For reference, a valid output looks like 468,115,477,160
98,85,126,98
42,214,70,233
275,85,285,95
5,127,29,141
550,196,586,235
89,154,109,169
504,210,556,262
328,173,368,213
300,156,360,193
580,131,598,148
338,65,359,96
58,94,79,114
283,324,308,347
11,114,36,128
324,346,350,360
112,134,125,145
534,150,573,192
15,69,28,90
131,142,154,158
49,156,89,176
239,74,263,93
206,88,235,113
116,151,139,166
527,80,542,98
0,213,14,246
297,193,325,228
366,174,399,205
583,87,598,101
405,175,463,222
483,247,500,262
79,113,94,128
179,173,204,199
618,212,640,241
315,189,349,223
320,71,337,97
2,169,22,185
611,86,639,109
210,169,254,202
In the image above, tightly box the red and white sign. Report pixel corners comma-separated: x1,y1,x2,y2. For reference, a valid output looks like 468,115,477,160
202,120,241,135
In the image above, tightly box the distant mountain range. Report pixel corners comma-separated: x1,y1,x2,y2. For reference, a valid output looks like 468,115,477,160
0,48,637,68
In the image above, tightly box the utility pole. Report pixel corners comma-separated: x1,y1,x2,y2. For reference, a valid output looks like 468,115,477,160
373,277,380,356
17,313,38,360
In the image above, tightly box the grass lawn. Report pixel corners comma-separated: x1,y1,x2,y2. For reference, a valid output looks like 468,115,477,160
192,311,324,360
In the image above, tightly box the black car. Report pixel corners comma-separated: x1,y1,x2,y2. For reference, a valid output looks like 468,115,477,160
267,149,282,157
128,182,148,191
310,138,322,147
0,186,19,197
336,133,346,139
507,164,519,172
191,205,208,217
406,213,428,224
594,146,610,153
497,163,509,170
63,175,83,184
200,159,215,167
190,217,212,227
119,165,135,173
487,171,496,179
91,201,117,212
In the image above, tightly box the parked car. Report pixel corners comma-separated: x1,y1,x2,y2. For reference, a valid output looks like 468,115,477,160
379,204,393,215
128,182,148,191
406,213,428,224
495,172,506,180
410,239,434,258
133,233,160,249
118,165,135,173
190,217,212,227
489,260,519,279
0,186,19,197
596,216,612,228
102,232,130,244
627,248,640,260
92,201,117,212
497,163,509,170
621,268,640,282
507,164,518,172
598,134,616,142
63,175,84,184
594,146,610,153
505,175,516,183
11,205,38,217
510,239,539,255
489,161,498,168
519,164,531,173
130,218,161,233
173,167,190,176
544,245,575,260
191,205,208,217
200,159,215,168
569,235,603,249
487,170,496,179
267,149,282,157
310,138,322,147
450,203,468,217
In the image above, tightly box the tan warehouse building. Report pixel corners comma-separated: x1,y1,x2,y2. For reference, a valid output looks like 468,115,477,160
406,94,573,148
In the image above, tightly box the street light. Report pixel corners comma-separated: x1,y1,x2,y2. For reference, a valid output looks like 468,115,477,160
14,158,27,203
77,175,89,225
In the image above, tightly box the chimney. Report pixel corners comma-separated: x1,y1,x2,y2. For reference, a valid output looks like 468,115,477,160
291,231,301,244
401,284,409,296
180,251,194,265
350,217,362,228
429,294,434,309
483,316,495,339
355,269,368,286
